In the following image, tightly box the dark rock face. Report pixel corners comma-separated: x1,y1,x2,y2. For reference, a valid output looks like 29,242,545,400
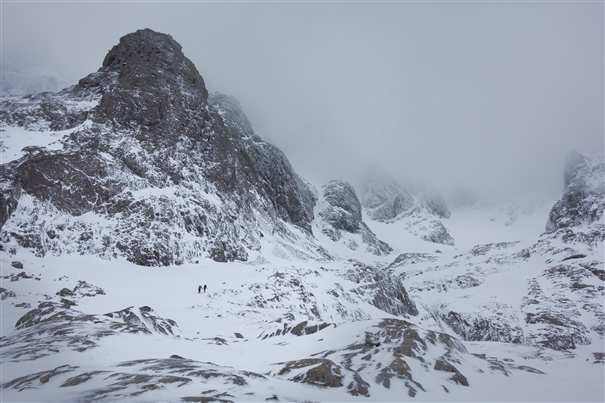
10,261,23,269
387,253,438,270
420,220,455,245
434,359,469,386
260,320,331,339
320,180,362,233
546,151,604,233
0,29,318,265
352,276,419,318
277,358,344,388
469,242,520,257
0,287,17,300
519,262,604,350
431,223,603,352
317,180,392,256
345,261,419,318
0,90,91,132
100,29,208,99
209,93,316,233
505,151,605,351
360,172,450,221
0,170,22,230
441,311,524,344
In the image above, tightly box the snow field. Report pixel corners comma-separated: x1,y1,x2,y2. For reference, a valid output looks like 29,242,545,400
2,243,604,401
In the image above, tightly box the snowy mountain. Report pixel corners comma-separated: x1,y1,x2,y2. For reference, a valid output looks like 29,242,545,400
360,170,455,246
1,29,603,402
0,29,327,266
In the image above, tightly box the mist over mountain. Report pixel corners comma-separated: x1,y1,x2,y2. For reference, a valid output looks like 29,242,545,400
0,29,603,402
4,2,602,197
1,61,70,97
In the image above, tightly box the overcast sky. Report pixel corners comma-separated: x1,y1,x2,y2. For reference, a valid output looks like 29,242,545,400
2,1,603,195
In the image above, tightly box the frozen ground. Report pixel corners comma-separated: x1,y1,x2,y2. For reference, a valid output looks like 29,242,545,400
1,216,603,403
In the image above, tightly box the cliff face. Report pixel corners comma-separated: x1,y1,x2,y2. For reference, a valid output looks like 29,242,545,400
315,180,392,256
546,151,605,233
0,29,320,265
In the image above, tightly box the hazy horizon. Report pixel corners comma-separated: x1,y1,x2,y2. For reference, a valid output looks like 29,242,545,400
2,1,603,197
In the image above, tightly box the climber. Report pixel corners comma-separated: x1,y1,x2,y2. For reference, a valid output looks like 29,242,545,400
204,284,207,293
198,285,202,294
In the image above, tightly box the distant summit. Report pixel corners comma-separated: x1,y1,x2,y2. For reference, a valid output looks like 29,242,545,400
360,170,454,246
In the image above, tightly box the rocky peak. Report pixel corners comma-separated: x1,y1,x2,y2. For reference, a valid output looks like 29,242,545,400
422,189,450,219
209,93,257,139
74,29,210,137
100,29,208,99
360,170,450,222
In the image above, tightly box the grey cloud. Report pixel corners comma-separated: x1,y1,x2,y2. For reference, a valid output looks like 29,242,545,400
2,1,603,195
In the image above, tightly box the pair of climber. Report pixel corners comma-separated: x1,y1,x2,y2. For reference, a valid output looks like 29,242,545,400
198,284,207,294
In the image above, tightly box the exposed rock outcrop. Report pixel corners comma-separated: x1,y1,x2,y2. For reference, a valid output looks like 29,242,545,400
3,302,178,362
344,261,419,318
546,151,604,233
316,180,392,256
361,172,415,222
270,318,480,398
2,357,266,402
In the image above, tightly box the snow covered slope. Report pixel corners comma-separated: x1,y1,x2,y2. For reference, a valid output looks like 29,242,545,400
1,244,603,401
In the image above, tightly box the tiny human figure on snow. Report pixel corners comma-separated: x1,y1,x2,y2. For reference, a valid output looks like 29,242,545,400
204,284,207,293
198,285,202,294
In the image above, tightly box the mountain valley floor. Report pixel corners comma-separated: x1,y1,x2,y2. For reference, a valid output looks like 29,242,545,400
1,246,603,402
